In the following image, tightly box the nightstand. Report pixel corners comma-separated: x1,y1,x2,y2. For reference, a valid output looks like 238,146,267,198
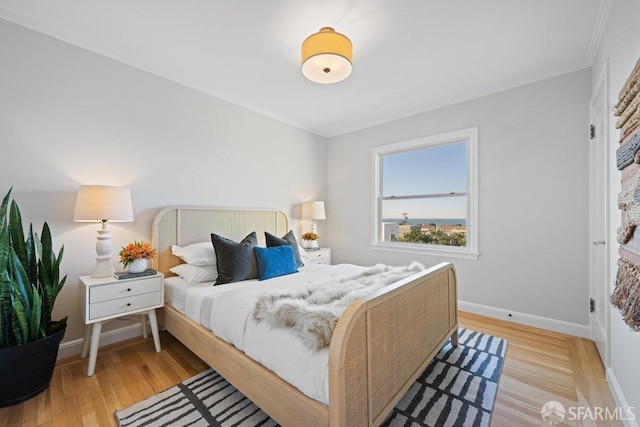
79,273,164,376
307,248,331,265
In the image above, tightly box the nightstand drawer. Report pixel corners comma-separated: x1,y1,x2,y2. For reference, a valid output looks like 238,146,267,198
90,276,162,303
307,248,331,265
308,252,328,261
89,291,162,320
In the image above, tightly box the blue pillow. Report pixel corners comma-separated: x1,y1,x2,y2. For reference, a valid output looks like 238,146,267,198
265,230,304,267
254,245,299,281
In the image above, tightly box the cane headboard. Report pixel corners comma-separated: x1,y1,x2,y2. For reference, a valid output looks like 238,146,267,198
151,206,288,275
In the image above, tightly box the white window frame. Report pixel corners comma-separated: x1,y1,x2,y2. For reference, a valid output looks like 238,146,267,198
371,127,479,260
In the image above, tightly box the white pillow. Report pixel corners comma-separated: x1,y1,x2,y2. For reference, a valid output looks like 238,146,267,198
172,242,216,267
169,264,218,285
298,245,310,266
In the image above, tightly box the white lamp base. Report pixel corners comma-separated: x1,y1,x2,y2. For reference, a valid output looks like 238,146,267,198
91,225,114,278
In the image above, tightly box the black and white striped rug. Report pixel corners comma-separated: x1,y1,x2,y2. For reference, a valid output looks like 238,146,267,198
114,329,506,427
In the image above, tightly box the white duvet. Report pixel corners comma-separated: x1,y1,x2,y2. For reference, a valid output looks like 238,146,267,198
164,263,367,405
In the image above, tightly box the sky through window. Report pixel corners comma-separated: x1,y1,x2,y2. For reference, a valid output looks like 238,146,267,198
381,142,467,219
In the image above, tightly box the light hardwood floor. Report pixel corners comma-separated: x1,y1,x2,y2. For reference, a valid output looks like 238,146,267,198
0,311,621,426
461,312,622,427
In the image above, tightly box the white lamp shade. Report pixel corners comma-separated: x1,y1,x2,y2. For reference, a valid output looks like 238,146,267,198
302,53,352,84
302,201,326,221
73,185,134,222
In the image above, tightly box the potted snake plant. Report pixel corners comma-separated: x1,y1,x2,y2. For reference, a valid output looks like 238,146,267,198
0,188,67,407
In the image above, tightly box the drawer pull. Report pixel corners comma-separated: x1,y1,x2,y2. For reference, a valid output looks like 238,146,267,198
127,288,131,291
127,303,131,307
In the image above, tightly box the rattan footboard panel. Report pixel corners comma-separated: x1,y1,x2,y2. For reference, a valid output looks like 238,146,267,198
344,315,369,426
330,262,458,427
368,269,451,423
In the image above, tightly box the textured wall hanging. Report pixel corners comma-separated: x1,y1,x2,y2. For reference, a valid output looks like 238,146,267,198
612,57,640,330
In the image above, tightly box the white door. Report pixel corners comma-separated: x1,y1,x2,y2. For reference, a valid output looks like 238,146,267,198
589,62,609,366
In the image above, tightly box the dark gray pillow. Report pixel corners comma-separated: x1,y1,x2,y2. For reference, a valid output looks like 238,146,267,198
211,232,258,285
265,230,303,267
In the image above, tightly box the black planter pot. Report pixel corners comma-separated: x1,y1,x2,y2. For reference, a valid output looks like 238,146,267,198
0,326,66,407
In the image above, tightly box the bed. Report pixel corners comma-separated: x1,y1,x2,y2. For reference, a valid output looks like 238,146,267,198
151,206,458,426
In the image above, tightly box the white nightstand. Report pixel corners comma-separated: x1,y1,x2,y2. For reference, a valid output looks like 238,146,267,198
80,273,164,376
307,248,331,265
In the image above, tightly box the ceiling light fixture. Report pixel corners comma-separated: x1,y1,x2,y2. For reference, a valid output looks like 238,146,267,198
301,27,352,84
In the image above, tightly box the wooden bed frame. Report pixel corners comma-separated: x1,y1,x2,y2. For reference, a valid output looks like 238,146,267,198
151,206,458,426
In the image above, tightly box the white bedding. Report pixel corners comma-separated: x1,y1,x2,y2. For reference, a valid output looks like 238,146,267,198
164,263,367,405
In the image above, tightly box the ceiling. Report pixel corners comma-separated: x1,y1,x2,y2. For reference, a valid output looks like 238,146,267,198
0,0,609,138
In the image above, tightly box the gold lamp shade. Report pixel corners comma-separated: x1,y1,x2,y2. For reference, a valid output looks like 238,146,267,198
301,27,352,84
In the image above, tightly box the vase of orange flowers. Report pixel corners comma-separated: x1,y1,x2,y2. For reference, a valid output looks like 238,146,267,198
301,232,319,249
119,241,157,273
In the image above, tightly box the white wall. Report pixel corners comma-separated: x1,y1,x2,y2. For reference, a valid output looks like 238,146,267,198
0,19,326,353
592,0,640,417
327,69,592,331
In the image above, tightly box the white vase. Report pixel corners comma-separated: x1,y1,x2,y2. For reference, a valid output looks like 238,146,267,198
128,258,147,273
304,240,319,249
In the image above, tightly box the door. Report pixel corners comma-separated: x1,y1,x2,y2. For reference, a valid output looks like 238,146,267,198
589,61,610,366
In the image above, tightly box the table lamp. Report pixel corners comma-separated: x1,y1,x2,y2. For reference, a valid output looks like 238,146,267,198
73,185,134,277
302,201,326,234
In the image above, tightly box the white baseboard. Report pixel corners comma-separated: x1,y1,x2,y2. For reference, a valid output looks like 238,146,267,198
607,367,639,427
458,300,590,338
57,323,144,360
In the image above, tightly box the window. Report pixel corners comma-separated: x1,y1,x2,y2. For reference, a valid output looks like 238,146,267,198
372,127,478,259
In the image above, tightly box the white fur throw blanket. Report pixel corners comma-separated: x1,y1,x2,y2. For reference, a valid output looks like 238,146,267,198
253,262,425,350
